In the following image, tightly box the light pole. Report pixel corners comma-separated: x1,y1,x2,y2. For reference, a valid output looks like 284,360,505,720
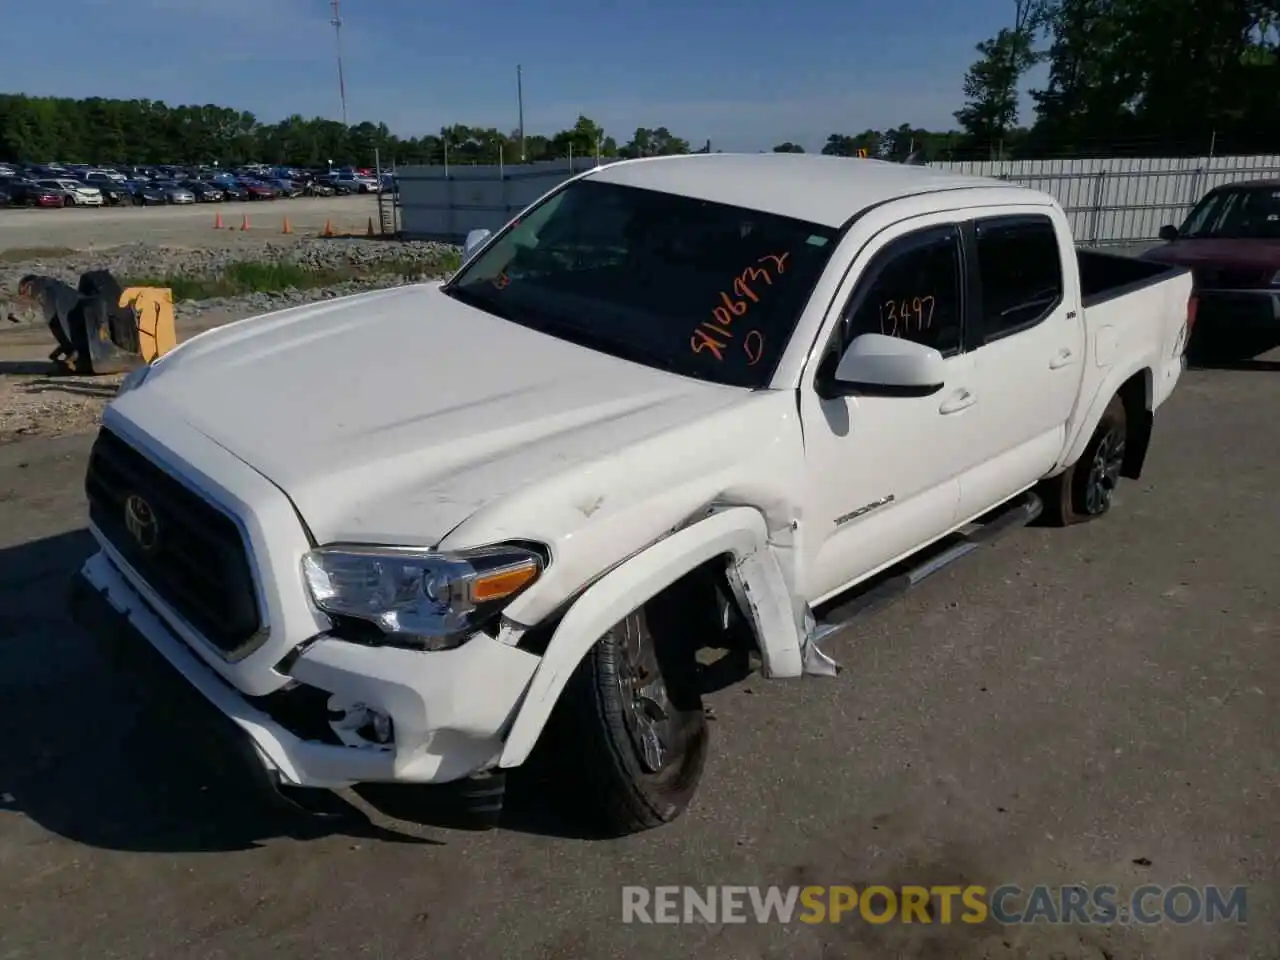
330,0,348,126
517,64,526,162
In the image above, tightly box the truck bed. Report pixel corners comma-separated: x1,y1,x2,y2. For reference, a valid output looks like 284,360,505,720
1077,248,1187,308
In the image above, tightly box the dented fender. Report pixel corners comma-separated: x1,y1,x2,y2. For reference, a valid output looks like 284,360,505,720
498,506,805,769
1057,362,1151,473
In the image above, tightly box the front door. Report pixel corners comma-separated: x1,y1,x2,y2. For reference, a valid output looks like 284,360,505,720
798,221,972,604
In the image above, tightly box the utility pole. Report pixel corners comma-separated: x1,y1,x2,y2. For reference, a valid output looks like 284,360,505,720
330,0,348,127
517,64,525,162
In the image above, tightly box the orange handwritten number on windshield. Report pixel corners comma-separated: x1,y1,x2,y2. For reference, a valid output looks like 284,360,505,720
718,291,747,317
688,252,791,361
692,328,727,361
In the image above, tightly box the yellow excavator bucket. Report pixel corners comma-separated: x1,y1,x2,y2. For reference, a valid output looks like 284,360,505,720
119,287,176,363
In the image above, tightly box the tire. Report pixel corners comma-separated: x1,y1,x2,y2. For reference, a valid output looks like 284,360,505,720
537,588,709,836
1039,395,1127,525
63,196,74,207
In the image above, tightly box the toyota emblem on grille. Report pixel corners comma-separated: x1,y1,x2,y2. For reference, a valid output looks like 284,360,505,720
124,494,159,551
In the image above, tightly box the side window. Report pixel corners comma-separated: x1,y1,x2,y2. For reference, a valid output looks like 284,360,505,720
974,216,1063,341
846,227,962,356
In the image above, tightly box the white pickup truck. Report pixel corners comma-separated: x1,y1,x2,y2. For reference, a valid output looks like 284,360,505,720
70,154,1194,835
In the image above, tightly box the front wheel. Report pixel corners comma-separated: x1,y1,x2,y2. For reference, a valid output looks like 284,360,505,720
1039,395,1128,525
536,591,709,836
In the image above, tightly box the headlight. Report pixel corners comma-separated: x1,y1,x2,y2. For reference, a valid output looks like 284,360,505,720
115,363,152,397
301,544,544,649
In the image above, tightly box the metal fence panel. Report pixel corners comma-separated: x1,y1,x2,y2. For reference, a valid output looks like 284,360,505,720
397,158,618,240
933,155,1280,244
397,154,1280,245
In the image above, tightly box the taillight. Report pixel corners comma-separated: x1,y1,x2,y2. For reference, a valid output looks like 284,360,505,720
1186,294,1198,334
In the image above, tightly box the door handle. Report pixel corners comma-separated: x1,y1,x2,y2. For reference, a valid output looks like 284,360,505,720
939,389,976,415
1049,347,1074,369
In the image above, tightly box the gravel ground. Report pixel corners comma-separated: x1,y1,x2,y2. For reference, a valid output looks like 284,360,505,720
0,194,382,251
0,234,461,444
2,236,461,325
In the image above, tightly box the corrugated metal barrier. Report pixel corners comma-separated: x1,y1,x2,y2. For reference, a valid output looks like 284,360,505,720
397,154,1280,246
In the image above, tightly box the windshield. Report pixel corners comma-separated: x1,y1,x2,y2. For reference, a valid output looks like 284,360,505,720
443,179,840,388
1181,187,1280,240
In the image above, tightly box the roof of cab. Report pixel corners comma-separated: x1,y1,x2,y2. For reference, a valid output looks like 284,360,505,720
583,152,1042,228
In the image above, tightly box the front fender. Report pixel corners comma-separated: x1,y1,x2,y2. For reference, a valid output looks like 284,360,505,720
498,506,804,769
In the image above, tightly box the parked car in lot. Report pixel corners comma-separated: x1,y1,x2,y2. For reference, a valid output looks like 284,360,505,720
69,155,1194,834
153,181,196,204
36,178,104,207
183,180,225,202
83,170,128,187
1144,179,1280,336
303,180,336,197
241,179,277,200
218,182,250,201
96,181,136,206
127,182,169,205
320,177,359,195
332,171,379,193
0,178,65,207
265,178,302,198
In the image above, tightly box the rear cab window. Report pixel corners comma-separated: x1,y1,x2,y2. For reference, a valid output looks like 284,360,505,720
971,215,1064,342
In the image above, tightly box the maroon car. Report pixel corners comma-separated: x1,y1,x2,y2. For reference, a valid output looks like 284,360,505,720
1143,180,1280,331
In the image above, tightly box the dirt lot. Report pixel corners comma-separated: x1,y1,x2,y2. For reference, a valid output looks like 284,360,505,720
0,327,1278,958
0,309,248,444
0,195,382,252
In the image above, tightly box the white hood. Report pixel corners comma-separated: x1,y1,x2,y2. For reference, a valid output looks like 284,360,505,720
141,284,746,544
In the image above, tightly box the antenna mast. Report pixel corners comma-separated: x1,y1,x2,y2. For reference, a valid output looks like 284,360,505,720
330,0,348,126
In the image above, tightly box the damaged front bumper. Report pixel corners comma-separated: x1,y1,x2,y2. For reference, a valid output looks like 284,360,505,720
71,549,541,791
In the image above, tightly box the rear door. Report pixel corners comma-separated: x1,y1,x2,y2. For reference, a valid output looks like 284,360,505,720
955,210,1086,519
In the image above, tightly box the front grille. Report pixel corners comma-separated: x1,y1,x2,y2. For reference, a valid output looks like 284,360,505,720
85,427,263,656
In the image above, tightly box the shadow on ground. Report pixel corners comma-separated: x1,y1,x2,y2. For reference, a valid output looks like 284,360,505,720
0,527,627,850
0,528,439,852
1186,322,1280,371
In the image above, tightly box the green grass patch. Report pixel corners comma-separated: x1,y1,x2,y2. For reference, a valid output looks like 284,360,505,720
0,246,78,264
125,252,462,302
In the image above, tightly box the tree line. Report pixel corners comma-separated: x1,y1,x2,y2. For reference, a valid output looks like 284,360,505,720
954,0,1280,158
2,0,1276,168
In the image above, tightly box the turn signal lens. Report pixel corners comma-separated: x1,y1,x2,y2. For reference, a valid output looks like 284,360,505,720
470,561,539,602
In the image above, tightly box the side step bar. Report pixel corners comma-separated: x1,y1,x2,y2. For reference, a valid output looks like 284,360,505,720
813,491,1043,641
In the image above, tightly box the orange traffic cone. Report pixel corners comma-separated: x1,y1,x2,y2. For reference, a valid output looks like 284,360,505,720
367,217,376,237
322,219,335,237
240,214,250,231
213,212,224,229
282,216,292,235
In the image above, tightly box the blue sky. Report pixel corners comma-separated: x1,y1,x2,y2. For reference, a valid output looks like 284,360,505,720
0,0,1042,152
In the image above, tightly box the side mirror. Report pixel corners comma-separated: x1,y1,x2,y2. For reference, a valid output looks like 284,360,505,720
1158,224,1179,242
464,228,492,258
822,333,947,398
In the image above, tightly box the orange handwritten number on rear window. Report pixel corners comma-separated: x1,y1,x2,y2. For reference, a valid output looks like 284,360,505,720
744,330,764,365
758,252,789,273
